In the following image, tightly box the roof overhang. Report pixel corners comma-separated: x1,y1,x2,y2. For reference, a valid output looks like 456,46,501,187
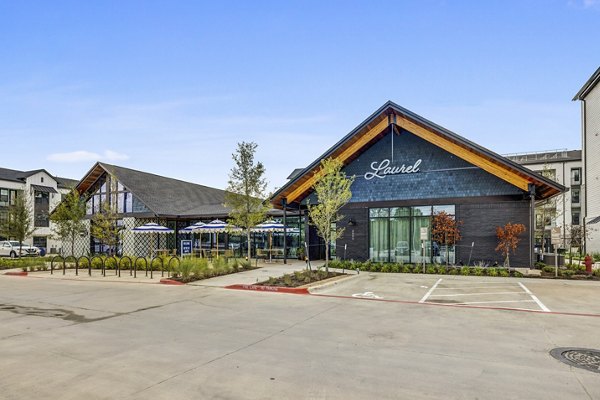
271,101,565,208
573,66,600,101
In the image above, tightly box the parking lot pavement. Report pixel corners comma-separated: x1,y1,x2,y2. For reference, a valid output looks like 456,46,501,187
2,274,600,399
311,273,600,315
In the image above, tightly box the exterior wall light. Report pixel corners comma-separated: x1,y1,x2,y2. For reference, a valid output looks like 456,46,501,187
348,218,356,226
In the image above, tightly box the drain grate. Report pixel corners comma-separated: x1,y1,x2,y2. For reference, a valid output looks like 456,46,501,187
550,348,600,373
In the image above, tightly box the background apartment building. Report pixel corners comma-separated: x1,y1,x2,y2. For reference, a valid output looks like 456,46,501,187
506,149,582,252
574,66,600,254
0,167,77,253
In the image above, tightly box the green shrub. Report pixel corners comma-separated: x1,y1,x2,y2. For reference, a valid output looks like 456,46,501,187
174,258,195,279
460,266,470,276
561,270,575,278
425,265,436,274
513,271,524,278
283,274,293,286
592,252,600,262
487,268,498,277
593,269,600,277
401,264,412,273
473,267,484,276
436,264,446,275
380,264,391,273
370,263,381,273
447,267,457,275
534,261,546,269
542,266,555,273
412,264,423,273
499,269,509,277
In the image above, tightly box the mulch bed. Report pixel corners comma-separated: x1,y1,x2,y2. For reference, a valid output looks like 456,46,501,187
258,270,344,288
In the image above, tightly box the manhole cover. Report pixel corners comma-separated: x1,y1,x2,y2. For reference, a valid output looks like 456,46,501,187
550,348,600,373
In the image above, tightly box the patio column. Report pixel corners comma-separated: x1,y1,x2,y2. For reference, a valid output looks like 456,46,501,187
282,198,287,264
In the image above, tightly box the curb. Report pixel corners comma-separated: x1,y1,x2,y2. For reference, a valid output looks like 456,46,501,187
225,284,309,295
159,278,185,285
4,271,28,277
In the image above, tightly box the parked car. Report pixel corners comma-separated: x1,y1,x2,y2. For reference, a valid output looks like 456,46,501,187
0,241,40,258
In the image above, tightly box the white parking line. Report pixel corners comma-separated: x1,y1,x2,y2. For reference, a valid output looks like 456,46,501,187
518,282,550,312
429,291,526,297
435,286,518,290
453,300,536,305
419,278,442,303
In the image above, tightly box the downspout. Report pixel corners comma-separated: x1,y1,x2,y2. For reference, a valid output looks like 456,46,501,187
582,99,587,255
529,183,536,268
282,198,287,265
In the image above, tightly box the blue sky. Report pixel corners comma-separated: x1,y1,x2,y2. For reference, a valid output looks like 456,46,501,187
0,0,599,192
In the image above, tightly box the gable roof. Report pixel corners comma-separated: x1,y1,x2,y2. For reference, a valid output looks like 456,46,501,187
271,101,565,208
76,162,231,218
55,176,79,190
0,167,72,185
573,66,600,101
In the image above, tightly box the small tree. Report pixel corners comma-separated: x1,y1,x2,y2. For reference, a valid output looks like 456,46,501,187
91,202,120,255
431,211,462,266
495,223,526,268
0,192,35,258
307,158,354,272
224,141,269,260
51,189,87,257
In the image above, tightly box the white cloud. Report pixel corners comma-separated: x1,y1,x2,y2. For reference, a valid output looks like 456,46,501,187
47,149,129,163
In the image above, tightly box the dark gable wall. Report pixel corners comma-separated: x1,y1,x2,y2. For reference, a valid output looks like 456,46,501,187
343,129,523,201
332,129,532,266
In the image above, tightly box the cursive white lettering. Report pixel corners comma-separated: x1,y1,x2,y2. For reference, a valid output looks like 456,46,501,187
364,159,422,180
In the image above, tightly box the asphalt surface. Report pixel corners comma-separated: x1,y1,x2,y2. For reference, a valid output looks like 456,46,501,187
1,272,600,399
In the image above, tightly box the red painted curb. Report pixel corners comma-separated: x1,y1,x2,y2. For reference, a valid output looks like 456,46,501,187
225,284,309,295
159,278,185,285
4,271,28,276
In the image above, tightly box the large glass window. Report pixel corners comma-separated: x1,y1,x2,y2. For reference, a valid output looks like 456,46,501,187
34,191,50,227
572,189,580,205
369,205,455,263
571,168,581,185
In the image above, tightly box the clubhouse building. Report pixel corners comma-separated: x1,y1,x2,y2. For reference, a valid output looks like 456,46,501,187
272,101,565,267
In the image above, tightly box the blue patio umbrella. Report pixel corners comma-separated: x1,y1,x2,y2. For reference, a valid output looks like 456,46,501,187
252,221,289,262
180,222,206,251
197,220,240,258
131,223,174,256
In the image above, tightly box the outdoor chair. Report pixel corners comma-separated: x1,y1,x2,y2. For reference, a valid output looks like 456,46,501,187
256,249,268,262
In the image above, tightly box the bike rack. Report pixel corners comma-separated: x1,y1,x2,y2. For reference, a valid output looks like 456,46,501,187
78,256,92,276
90,255,105,276
119,256,133,278
149,257,163,279
105,256,118,276
50,255,64,275
167,256,180,278
63,255,77,276
133,257,147,278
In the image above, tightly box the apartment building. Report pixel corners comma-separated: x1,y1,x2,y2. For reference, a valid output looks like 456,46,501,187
0,167,77,253
506,150,582,252
574,66,600,253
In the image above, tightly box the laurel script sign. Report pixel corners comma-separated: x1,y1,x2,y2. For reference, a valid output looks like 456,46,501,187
364,159,422,180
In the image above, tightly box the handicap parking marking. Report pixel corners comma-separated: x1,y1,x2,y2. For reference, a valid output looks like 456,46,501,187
352,291,384,299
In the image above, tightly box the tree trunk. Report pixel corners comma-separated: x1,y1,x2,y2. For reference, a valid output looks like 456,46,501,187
18,241,22,259
247,231,251,261
325,242,329,273
71,233,75,257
